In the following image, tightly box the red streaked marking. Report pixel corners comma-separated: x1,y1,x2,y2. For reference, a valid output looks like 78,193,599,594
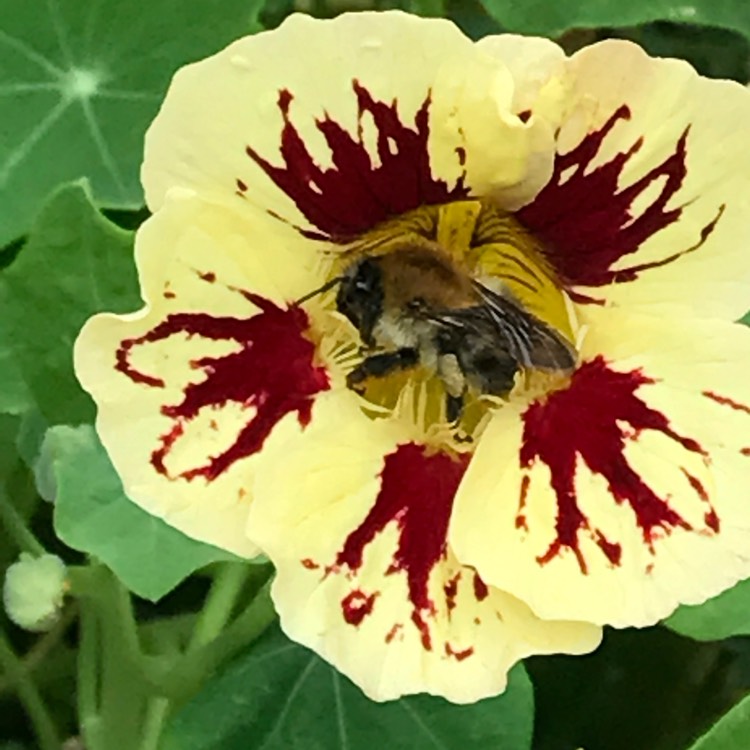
444,572,460,613
704,391,750,463
385,623,402,644
682,470,720,534
341,589,376,626
594,531,622,566
703,390,750,415
411,610,432,651
519,106,724,290
335,444,469,651
445,643,474,661
116,340,165,387
236,178,248,192
245,81,468,241
116,294,329,481
163,291,176,300
705,510,720,532
472,573,489,602
301,558,319,570
682,470,709,503
198,271,216,283
516,474,530,531
521,357,703,573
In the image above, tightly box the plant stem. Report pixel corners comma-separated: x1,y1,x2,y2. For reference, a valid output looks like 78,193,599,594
139,697,170,750
187,562,250,653
70,565,151,750
0,604,77,696
0,626,63,750
77,599,103,750
0,489,45,556
154,580,276,706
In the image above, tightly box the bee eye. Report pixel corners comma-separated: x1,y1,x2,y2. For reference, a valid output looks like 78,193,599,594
355,279,371,291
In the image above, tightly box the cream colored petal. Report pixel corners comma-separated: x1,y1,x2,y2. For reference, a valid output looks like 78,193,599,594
477,34,566,116
428,42,557,211
248,394,601,703
463,34,567,209
143,12,556,241
451,308,750,627
518,39,750,320
143,12,476,239
74,196,331,557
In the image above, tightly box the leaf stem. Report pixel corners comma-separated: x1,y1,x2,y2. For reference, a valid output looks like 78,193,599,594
0,488,46,556
0,625,63,750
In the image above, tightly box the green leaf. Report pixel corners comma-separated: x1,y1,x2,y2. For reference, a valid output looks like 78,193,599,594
688,694,750,750
0,181,140,425
609,24,750,83
479,0,750,40
51,423,237,601
0,348,33,416
162,626,535,750
0,0,266,247
664,579,750,640
447,0,504,40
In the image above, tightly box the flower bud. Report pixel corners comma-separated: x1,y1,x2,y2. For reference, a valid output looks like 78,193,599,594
3,553,67,632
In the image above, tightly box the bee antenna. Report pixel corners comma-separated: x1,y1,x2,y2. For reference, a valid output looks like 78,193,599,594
295,276,344,305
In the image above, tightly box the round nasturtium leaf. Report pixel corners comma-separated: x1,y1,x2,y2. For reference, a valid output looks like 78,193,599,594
665,578,750,641
0,0,264,248
51,424,239,602
162,626,535,750
479,0,750,40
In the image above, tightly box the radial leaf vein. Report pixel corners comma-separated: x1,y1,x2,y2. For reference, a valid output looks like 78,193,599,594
332,671,350,750
400,701,450,750
97,88,162,102
258,657,317,750
0,28,63,77
46,0,75,68
0,98,71,187
0,83,60,96
80,97,127,196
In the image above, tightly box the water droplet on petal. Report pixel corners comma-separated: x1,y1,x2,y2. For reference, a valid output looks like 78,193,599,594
230,55,253,70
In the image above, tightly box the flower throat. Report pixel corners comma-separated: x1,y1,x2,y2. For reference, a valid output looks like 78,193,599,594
313,199,577,447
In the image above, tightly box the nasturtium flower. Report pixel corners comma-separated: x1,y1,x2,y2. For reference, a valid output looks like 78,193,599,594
75,11,750,701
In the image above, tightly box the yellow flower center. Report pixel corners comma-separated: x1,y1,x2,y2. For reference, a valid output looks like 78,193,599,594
309,199,578,451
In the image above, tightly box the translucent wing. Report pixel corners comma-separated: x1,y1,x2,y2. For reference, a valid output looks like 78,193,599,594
429,283,576,373
471,282,576,371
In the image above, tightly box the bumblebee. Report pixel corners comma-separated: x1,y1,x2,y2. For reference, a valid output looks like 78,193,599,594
302,243,576,423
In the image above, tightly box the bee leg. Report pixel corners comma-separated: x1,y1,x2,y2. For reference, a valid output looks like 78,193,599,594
346,348,419,391
446,393,464,424
437,352,467,423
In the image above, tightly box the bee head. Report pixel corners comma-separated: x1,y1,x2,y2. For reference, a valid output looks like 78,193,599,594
336,258,384,348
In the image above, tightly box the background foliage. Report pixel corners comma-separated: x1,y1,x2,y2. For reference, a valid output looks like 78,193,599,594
2,1,750,749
